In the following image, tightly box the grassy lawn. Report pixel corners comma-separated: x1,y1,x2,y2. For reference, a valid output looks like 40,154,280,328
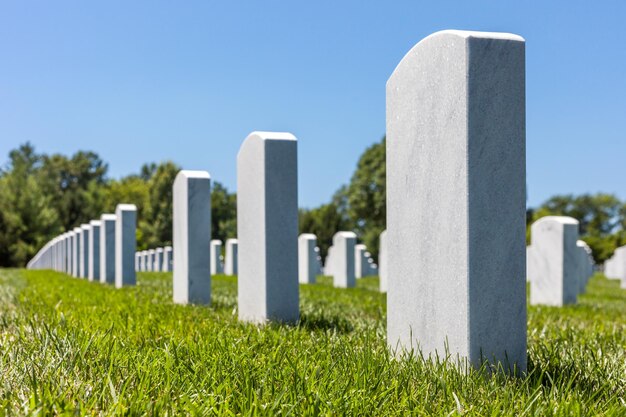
0,269,625,415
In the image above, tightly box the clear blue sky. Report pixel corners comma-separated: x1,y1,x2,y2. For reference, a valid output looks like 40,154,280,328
1,1,624,209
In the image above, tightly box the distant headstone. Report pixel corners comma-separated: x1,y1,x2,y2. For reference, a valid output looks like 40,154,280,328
154,247,164,272
146,249,154,272
173,170,212,304
354,244,367,279
379,229,388,293
72,227,82,277
237,131,299,323
224,239,238,276
163,246,173,272
298,233,317,284
210,240,224,275
528,216,579,306
324,245,335,276
115,204,137,288
100,214,116,284
88,220,101,282
141,250,149,272
80,224,91,278
386,30,527,372
605,246,625,284
576,240,592,294
331,231,357,288
66,231,74,275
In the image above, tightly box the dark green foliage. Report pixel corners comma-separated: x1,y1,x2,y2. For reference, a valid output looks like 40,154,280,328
0,269,625,414
0,144,60,266
211,182,237,244
38,149,109,230
346,138,386,258
141,161,180,248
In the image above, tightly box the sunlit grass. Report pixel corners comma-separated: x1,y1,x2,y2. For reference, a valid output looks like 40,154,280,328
0,269,624,415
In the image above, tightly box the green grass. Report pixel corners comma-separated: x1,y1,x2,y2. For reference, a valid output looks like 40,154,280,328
0,270,625,415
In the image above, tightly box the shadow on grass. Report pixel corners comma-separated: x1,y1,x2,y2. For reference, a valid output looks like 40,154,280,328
298,312,354,333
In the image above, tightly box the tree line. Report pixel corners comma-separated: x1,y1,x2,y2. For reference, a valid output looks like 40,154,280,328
0,143,236,267
1,139,625,267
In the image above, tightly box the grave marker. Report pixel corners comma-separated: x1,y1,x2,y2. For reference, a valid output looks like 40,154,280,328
386,30,526,372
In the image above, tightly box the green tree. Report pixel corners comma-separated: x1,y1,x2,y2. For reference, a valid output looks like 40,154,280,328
345,137,386,258
38,151,108,230
0,144,60,266
211,182,237,244
141,161,180,248
104,176,150,248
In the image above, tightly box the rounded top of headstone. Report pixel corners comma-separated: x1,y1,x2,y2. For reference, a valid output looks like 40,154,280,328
435,29,524,42
116,203,137,211
238,131,297,160
89,220,102,227
176,170,211,180
247,131,296,142
388,29,525,86
333,231,357,239
533,215,579,226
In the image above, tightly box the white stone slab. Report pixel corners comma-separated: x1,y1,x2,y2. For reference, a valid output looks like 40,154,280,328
386,30,527,372
88,220,101,281
147,249,155,272
237,131,299,323
72,227,82,277
100,214,116,284
298,233,317,284
173,170,212,304
331,231,357,288
163,246,173,272
354,244,367,279
79,224,90,278
528,216,579,306
210,240,224,275
224,239,238,276
324,245,335,276
65,232,73,274
379,230,388,293
154,247,163,272
115,204,137,288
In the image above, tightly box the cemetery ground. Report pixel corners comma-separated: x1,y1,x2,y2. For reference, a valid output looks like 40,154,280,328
0,271,625,416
